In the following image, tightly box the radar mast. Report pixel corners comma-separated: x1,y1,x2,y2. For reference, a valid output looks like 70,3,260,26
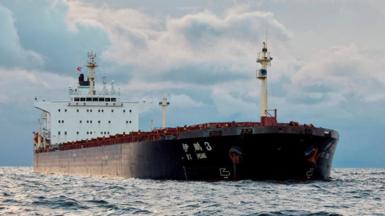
87,52,97,95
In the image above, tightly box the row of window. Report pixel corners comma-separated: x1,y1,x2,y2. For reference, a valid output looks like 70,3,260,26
73,97,117,102
57,131,112,135
58,120,132,124
58,109,132,113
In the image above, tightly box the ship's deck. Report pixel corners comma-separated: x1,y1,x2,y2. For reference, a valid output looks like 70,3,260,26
35,121,328,153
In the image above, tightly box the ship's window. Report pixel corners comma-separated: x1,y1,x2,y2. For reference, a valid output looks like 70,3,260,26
98,120,101,124
80,120,82,123
86,120,89,123
98,109,100,112
93,98,98,102
90,132,93,135
80,98,85,102
90,109,92,112
90,120,92,123
102,109,104,112
111,98,116,102
86,98,92,101
86,131,89,135
105,98,111,102
111,109,114,112
76,109,79,112
62,120,64,123
58,131,61,135
99,98,105,102
64,109,67,112
58,109,61,112
107,132,110,134
74,98,80,101
123,109,126,113
58,120,60,123
64,131,67,135
76,131,79,135
129,109,132,113
129,120,132,124
100,132,103,135
108,121,111,124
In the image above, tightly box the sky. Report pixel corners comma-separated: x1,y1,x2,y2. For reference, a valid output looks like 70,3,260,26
0,0,385,167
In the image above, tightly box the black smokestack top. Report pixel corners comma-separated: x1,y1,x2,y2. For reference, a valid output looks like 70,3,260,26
78,73,90,86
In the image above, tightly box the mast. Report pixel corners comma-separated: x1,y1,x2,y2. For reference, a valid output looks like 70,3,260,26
87,52,97,95
159,97,170,128
256,41,273,118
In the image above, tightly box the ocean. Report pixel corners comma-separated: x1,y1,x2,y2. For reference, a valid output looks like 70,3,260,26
0,168,384,216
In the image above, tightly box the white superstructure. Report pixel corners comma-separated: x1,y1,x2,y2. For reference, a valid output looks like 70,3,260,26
34,53,140,148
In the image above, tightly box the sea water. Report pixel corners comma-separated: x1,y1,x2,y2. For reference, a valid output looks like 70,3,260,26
0,167,384,215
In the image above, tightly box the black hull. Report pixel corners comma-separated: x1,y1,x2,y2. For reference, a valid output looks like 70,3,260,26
34,125,338,181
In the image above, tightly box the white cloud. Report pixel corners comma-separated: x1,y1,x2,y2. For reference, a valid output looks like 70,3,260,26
0,68,75,106
286,44,385,106
65,1,291,76
0,3,44,68
169,94,204,108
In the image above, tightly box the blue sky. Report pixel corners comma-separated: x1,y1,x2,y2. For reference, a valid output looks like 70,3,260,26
0,0,385,167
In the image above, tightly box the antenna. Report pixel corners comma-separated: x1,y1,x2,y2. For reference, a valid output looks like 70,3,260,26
110,80,115,95
158,97,170,129
102,76,108,95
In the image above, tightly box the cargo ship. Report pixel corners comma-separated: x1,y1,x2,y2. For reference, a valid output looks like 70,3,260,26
33,42,338,180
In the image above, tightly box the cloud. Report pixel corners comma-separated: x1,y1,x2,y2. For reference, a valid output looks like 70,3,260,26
0,67,75,106
1,0,110,74
169,94,204,108
0,3,44,68
286,45,385,107
65,1,291,82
